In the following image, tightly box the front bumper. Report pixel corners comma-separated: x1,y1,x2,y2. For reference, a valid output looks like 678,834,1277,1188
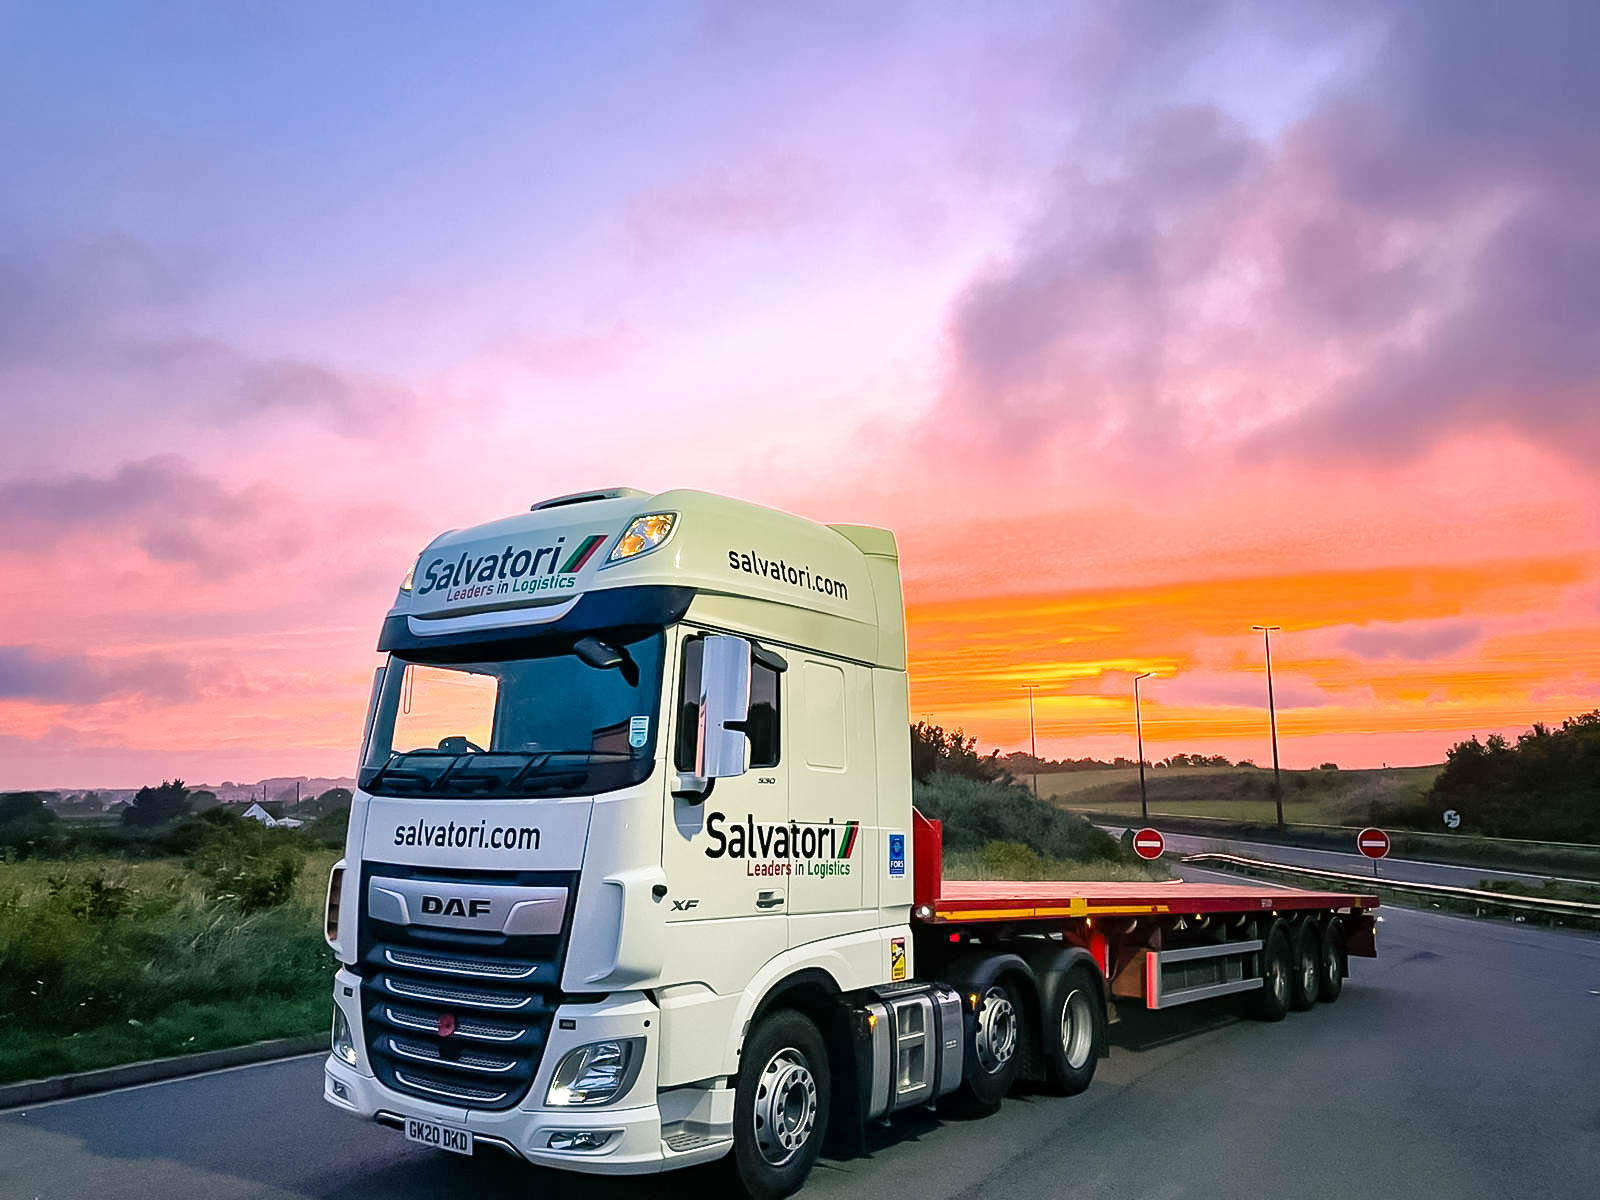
323,971,731,1174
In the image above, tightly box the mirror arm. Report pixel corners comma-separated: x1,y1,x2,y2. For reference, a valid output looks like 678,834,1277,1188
672,777,715,805
752,644,787,672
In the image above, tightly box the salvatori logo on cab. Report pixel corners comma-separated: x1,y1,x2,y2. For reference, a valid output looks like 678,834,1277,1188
416,534,608,605
704,813,858,877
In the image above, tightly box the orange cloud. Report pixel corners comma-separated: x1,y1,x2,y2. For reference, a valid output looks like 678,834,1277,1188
905,554,1600,766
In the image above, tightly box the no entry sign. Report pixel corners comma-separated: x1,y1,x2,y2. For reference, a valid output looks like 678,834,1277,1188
1356,828,1391,859
1132,827,1165,860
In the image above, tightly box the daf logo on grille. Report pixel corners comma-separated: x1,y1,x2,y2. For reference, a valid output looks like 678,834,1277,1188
421,896,492,918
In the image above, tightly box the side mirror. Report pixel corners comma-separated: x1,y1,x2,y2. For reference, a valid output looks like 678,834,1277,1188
695,634,752,782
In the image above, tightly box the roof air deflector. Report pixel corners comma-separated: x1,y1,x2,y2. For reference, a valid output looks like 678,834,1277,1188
531,487,648,512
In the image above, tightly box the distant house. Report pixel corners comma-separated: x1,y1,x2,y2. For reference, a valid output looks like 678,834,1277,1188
240,802,305,830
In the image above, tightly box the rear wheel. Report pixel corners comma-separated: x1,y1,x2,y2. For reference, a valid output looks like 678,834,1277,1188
1318,920,1346,1003
729,1010,830,1199
1289,922,1320,1011
952,978,1024,1114
1248,924,1291,1022
1041,964,1104,1096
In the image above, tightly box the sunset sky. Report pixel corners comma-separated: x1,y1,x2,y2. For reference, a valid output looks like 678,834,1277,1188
2,2,1596,788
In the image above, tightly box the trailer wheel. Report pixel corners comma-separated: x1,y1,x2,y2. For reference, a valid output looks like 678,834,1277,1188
1248,924,1291,1022
1041,964,1104,1096
728,1010,831,1200
1318,920,1346,1003
952,979,1024,1114
1289,922,1320,1011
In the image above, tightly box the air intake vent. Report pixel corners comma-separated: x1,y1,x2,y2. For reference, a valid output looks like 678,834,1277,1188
531,487,647,511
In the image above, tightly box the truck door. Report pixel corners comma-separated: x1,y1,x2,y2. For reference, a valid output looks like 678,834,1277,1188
787,656,871,941
661,629,791,935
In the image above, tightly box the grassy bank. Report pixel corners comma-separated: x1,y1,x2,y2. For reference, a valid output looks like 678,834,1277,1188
1040,764,1441,829
0,843,336,1085
916,771,1167,882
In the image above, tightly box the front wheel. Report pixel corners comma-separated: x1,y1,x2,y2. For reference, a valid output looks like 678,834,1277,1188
729,1010,831,1200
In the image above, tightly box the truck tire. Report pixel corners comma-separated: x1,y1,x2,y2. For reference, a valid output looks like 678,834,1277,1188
729,1010,831,1200
1247,923,1291,1022
1318,920,1346,1003
952,978,1024,1114
1289,922,1320,1011
1041,964,1104,1096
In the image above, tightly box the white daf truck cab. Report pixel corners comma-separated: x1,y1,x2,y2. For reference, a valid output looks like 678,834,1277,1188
324,487,934,1195
323,486,1377,1197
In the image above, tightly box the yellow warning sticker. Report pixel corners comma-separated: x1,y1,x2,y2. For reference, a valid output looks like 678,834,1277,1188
890,937,907,981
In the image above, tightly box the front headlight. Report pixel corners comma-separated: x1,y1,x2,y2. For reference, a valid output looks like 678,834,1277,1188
545,1038,644,1106
331,1007,358,1067
605,513,676,564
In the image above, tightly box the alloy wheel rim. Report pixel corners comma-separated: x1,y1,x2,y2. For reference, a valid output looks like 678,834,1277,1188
1060,988,1094,1070
975,986,1018,1073
752,1048,817,1167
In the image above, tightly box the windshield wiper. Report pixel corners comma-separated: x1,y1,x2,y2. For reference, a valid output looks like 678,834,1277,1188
362,752,434,793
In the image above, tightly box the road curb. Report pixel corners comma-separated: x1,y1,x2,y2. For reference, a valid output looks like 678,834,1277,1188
0,1035,325,1110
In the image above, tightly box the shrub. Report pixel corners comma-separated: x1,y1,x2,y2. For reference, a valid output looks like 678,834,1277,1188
981,841,1044,876
184,809,306,913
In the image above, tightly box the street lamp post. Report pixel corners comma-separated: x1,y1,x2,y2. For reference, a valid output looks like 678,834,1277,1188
1252,624,1284,829
1133,671,1153,821
1023,685,1040,798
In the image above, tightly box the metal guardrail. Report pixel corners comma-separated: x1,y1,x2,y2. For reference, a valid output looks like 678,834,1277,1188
1082,808,1600,852
1180,852,1600,922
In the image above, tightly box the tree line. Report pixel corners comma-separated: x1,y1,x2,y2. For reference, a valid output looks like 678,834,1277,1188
1428,710,1599,841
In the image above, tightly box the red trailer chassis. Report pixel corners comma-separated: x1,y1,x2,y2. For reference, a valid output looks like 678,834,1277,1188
909,811,1379,1011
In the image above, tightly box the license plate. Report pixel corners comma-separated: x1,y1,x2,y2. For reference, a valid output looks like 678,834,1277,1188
405,1117,473,1156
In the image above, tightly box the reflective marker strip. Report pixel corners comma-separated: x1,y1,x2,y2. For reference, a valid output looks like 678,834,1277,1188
935,903,1173,922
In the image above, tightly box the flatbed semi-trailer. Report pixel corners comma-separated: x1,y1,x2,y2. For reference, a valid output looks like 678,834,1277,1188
322,487,1380,1197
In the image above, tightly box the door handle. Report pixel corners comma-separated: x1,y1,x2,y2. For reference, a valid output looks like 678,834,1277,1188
755,890,785,909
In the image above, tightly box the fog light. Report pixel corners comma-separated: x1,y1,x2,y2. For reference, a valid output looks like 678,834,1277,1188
329,1078,350,1102
545,1038,644,1106
331,1008,358,1067
547,1130,617,1152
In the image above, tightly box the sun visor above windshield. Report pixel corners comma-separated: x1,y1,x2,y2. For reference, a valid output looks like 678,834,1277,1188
388,488,896,662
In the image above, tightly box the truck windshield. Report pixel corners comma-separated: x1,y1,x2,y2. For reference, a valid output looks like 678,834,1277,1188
360,629,665,798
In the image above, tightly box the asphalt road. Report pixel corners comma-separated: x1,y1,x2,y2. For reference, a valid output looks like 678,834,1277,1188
3,898,1596,1200
1099,825,1582,888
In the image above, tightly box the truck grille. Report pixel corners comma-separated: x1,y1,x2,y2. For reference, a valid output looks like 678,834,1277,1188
357,863,576,1112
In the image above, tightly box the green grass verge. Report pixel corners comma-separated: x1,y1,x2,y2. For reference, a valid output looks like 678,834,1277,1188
0,995,326,1085
0,847,337,1086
